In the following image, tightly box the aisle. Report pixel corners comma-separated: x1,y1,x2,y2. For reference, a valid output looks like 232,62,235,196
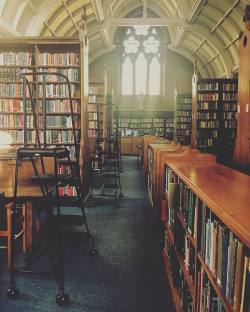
0,156,173,312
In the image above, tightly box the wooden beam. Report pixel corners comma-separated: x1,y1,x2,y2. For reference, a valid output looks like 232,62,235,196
91,0,104,22
61,0,79,32
110,17,186,27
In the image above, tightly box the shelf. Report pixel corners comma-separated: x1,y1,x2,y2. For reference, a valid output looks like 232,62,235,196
198,253,233,312
176,212,196,248
165,223,175,245
37,65,80,68
162,251,183,312
175,249,195,302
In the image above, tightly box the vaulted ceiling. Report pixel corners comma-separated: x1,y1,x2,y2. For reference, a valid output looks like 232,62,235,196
0,0,248,77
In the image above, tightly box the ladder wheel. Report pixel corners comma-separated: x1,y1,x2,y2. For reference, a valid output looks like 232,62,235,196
56,292,69,306
7,286,19,299
89,248,98,257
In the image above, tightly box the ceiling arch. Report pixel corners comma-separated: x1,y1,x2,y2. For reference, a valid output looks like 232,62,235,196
0,0,249,77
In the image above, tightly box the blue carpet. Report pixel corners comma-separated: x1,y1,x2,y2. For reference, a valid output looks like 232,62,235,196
0,156,174,311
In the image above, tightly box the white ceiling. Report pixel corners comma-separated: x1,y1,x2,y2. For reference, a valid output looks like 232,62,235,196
0,0,248,77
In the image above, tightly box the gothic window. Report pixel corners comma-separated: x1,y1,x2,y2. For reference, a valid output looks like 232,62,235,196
121,26,161,96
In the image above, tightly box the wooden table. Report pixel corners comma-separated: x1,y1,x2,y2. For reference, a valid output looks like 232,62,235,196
0,157,52,266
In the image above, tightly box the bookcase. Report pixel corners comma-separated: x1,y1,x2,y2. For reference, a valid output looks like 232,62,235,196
174,93,192,145
162,157,250,312
192,77,238,156
114,111,172,137
165,119,174,140
0,37,89,194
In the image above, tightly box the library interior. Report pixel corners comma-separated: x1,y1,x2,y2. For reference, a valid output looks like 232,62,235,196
0,0,250,311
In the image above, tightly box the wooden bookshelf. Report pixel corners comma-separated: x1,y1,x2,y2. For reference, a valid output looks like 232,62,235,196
174,93,192,145
0,37,89,195
192,76,238,156
162,156,250,311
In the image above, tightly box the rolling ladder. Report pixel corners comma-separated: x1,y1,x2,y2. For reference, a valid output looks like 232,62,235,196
7,72,97,306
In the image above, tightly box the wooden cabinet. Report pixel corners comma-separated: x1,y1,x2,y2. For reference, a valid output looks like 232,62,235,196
120,136,143,155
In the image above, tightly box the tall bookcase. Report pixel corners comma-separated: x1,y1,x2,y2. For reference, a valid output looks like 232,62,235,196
0,37,89,193
163,158,250,312
192,77,238,156
174,93,192,145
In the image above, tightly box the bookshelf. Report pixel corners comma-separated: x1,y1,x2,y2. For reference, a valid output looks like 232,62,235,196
162,157,250,312
114,111,172,137
165,119,174,140
174,93,192,145
0,37,89,194
192,77,238,156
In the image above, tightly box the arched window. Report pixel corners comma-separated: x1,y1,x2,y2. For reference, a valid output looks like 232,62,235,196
121,26,161,96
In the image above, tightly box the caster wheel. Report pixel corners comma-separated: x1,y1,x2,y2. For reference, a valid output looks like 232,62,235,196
89,248,98,257
7,286,19,299
56,292,69,306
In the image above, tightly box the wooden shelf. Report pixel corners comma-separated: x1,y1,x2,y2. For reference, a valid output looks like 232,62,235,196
162,251,183,312
175,249,195,302
176,211,196,247
198,253,233,312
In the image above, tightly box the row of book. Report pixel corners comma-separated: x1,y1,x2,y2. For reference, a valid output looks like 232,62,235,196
200,206,250,310
89,95,98,103
0,99,31,112
38,84,78,97
176,117,192,122
89,120,98,128
197,129,218,138
197,120,220,129
0,115,34,128
37,68,80,82
0,68,34,82
197,268,224,312
0,52,34,66
88,104,100,112
198,102,219,110
177,124,192,130
197,138,214,147
223,120,237,128
176,129,191,135
58,185,77,197
88,112,98,120
38,52,79,66
222,93,238,101
223,103,237,111
45,99,80,113
198,94,219,101
89,86,100,95
198,82,219,91
222,83,237,91
88,129,100,137
177,111,192,117
197,112,217,120
41,129,80,144
39,115,80,128
0,83,30,97
223,111,236,119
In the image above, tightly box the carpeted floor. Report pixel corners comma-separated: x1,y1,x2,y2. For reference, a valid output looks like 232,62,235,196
0,156,174,312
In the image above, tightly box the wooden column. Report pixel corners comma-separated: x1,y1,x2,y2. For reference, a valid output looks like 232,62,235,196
191,70,199,149
233,26,250,172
